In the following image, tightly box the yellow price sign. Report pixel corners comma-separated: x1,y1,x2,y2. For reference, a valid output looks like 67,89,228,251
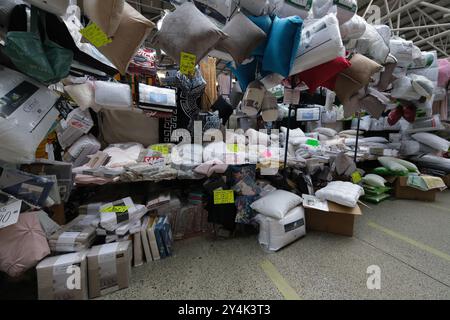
100,206,129,213
213,190,235,205
80,23,112,48
351,171,362,184
151,145,169,155
226,144,241,153
179,52,196,76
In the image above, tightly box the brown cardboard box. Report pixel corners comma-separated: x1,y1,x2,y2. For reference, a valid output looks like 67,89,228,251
443,174,450,188
394,176,438,202
87,241,132,298
305,202,362,237
36,251,88,300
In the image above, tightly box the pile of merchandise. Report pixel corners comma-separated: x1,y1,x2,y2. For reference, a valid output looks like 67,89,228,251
0,0,449,300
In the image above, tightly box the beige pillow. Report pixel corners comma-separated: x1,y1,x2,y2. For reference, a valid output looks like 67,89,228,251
99,3,155,75
334,73,364,105
150,2,227,65
340,53,383,86
98,109,159,147
83,0,124,37
216,12,266,64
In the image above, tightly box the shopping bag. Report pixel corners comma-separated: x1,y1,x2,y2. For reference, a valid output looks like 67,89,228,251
2,6,73,84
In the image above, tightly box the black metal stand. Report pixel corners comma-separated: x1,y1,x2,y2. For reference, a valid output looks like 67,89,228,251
283,104,295,179
354,112,361,163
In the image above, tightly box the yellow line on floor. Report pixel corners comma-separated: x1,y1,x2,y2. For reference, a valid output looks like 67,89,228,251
368,221,450,263
260,260,301,300
424,203,450,214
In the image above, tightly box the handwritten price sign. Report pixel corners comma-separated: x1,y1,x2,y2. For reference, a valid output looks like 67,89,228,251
80,23,112,48
0,200,22,229
213,190,234,205
179,52,196,76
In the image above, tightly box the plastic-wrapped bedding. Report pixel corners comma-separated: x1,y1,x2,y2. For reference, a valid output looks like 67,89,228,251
362,174,387,188
339,14,366,41
412,132,450,152
63,135,101,168
378,157,409,175
315,181,364,208
171,144,204,166
413,154,450,173
255,206,306,252
312,0,357,25
99,198,148,232
390,38,413,68
391,77,422,101
355,23,390,64
273,0,313,19
290,13,345,75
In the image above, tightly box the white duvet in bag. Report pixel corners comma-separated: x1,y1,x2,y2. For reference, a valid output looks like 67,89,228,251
339,14,366,41
256,206,306,252
312,0,357,24
94,81,132,108
315,181,364,208
390,39,413,68
290,13,345,75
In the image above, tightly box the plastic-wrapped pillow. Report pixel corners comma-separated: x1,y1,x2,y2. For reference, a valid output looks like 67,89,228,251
216,12,266,64
315,127,337,137
94,81,132,108
83,0,124,37
391,77,421,101
390,39,413,68
400,140,421,156
315,181,364,208
275,0,313,19
63,134,101,168
151,2,225,65
255,206,306,252
248,15,273,58
339,14,367,41
362,174,387,188
250,190,302,219
65,81,101,111
312,0,357,24
242,80,266,116
262,15,303,78
240,0,269,16
281,127,305,137
410,74,435,99
290,13,344,75
388,158,419,173
412,132,450,152
355,23,390,64
378,157,409,175
378,54,398,91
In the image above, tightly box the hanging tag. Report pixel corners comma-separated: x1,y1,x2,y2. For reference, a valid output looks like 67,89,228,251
80,22,112,48
180,52,197,76
351,171,362,184
0,200,22,229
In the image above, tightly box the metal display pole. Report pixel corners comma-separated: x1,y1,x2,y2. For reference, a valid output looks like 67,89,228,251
354,112,361,163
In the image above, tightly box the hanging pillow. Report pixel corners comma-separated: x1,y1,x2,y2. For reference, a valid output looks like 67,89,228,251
151,2,226,65
247,14,273,58
99,3,155,75
83,0,124,37
290,13,344,75
412,132,450,152
216,12,266,64
339,14,366,41
262,15,303,78
240,0,269,16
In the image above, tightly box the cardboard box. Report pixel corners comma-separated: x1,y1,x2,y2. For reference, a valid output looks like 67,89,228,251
87,241,132,298
36,251,88,300
305,202,362,237
443,174,450,188
394,176,438,202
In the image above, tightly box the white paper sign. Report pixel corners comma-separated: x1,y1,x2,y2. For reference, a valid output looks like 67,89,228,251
302,195,329,212
0,200,22,229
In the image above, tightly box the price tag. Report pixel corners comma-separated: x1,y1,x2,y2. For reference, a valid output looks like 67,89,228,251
100,206,129,213
0,200,22,229
352,171,362,184
283,88,301,105
151,145,169,155
226,144,241,153
80,23,112,48
179,52,197,76
213,190,234,205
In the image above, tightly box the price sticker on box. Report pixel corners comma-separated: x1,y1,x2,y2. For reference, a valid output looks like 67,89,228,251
151,145,169,155
213,190,235,205
80,22,112,48
0,200,22,229
351,171,362,184
180,52,197,76
100,206,129,213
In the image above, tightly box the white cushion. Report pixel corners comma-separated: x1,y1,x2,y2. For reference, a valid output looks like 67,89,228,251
315,181,364,207
251,190,302,219
412,132,450,152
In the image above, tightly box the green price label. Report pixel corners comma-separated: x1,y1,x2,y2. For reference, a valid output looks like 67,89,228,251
306,139,320,147
80,22,112,48
213,190,235,205
179,52,197,76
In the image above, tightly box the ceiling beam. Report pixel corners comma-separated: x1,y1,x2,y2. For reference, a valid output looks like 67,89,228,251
392,23,450,31
415,30,450,46
420,1,450,15
380,0,422,22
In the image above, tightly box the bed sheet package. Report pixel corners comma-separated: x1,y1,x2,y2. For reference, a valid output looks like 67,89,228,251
290,13,345,75
87,241,132,298
63,134,101,168
36,251,89,300
99,197,148,232
173,203,209,240
256,206,306,252
0,67,60,163
56,108,94,149
149,195,182,229
49,215,97,253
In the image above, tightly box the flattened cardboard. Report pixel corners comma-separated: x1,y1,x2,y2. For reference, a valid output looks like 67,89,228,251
305,201,362,237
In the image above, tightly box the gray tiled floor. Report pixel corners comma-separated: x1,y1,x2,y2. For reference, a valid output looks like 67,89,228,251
102,191,450,300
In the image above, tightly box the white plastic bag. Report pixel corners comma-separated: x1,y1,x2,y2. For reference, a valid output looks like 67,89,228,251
362,174,386,187
390,39,413,68
412,132,450,152
94,81,132,108
339,14,366,41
